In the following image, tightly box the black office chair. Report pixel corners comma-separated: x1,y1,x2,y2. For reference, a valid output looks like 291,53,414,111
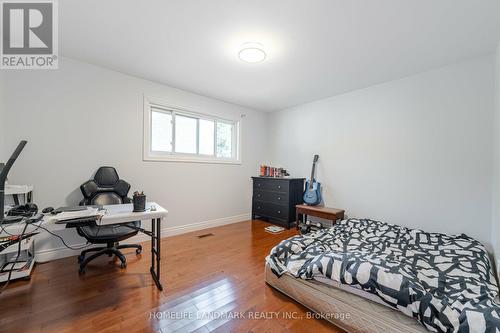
77,166,142,274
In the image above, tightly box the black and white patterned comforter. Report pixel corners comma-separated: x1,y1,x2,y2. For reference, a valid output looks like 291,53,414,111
266,218,500,332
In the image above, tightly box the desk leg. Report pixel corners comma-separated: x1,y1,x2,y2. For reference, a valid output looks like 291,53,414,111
150,218,163,291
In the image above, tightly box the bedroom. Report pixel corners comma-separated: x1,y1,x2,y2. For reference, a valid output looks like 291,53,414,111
0,0,499,332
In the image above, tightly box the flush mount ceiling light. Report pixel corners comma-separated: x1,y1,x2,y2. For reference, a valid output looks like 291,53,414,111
238,42,266,63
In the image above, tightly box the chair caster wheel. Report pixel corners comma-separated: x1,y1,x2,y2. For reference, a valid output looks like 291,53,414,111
78,255,84,264
120,262,127,269
79,267,86,274
136,248,142,255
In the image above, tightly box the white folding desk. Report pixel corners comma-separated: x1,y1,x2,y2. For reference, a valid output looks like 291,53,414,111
1,202,168,290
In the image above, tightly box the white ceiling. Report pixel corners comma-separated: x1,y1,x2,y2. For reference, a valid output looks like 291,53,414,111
61,0,500,112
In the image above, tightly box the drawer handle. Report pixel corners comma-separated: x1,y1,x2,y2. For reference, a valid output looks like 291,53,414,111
277,210,281,214
277,197,281,200
277,185,281,189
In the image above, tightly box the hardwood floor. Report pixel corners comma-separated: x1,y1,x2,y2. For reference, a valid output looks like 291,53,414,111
0,220,343,333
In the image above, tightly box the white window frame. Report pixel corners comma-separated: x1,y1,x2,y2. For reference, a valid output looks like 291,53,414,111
143,96,241,164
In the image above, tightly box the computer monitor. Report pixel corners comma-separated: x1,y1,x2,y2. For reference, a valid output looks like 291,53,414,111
0,141,27,223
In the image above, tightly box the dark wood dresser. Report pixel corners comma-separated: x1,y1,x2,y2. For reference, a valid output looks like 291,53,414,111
251,177,305,229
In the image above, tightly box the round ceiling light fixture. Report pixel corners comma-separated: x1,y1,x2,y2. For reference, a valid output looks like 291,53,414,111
238,42,266,63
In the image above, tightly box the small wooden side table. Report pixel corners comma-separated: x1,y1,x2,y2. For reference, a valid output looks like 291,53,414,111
295,204,345,230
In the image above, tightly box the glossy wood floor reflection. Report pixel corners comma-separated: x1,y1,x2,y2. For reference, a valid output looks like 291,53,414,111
0,220,343,333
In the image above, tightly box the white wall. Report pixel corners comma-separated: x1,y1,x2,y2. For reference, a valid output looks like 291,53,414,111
2,55,497,261
493,42,500,271
2,57,267,259
269,56,495,248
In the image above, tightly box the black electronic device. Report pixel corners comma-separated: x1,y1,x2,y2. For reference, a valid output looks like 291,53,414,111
7,203,38,217
0,141,28,224
52,206,87,215
1,215,24,224
42,207,54,214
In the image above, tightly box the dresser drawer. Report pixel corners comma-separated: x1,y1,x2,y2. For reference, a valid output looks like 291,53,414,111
268,203,288,219
253,190,288,204
253,201,289,220
253,201,266,217
253,178,289,192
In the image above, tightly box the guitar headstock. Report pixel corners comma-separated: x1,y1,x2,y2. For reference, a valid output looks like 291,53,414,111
313,155,319,163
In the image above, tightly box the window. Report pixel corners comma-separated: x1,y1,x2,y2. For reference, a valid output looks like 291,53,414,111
151,110,172,152
144,98,240,163
216,122,233,159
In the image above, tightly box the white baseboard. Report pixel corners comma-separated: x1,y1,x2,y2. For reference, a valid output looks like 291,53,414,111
36,213,250,263
36,245,86,263
162,213,251,237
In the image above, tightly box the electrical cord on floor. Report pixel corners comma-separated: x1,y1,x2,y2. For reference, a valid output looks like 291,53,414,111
0,222,28,295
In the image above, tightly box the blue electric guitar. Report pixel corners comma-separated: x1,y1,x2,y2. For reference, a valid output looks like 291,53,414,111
303,155,322,205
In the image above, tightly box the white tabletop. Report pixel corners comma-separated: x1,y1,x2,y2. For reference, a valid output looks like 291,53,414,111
0,202,168,235
100,202,168,224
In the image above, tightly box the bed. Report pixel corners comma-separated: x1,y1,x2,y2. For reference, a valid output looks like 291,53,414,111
265,218,500,332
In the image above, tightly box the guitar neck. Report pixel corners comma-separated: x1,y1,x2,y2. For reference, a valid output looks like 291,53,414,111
309,163,316,189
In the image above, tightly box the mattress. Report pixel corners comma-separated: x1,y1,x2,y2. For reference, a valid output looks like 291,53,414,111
313,275,389,307
266,218,500,332
265,263,428,333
